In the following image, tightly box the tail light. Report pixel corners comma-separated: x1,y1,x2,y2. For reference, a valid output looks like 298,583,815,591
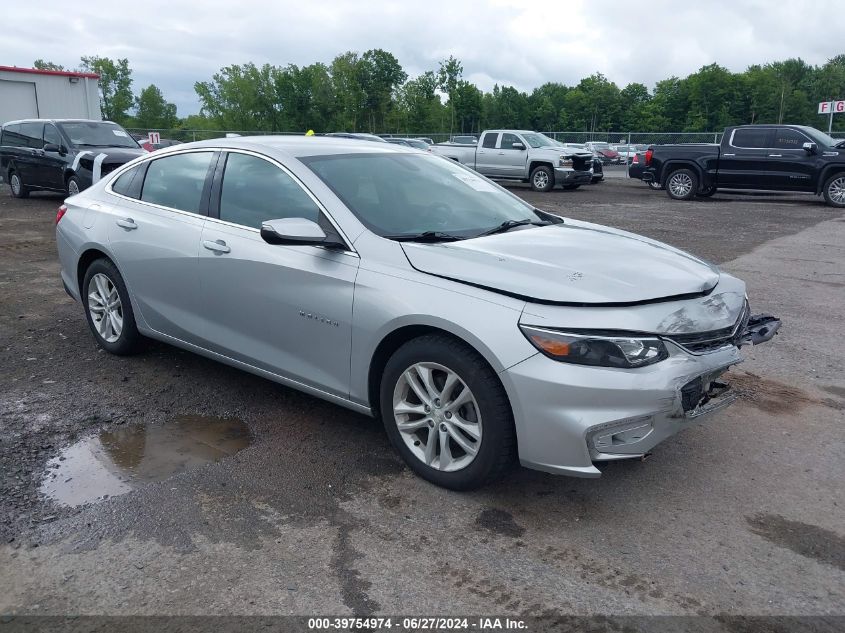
56,204,67,224
645,148,653,166
632,153,639,164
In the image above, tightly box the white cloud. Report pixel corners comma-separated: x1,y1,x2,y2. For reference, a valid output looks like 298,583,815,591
1,0,842,116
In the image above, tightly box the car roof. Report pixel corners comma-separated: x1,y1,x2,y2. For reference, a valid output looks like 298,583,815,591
2,119,121,125
179,135,418,159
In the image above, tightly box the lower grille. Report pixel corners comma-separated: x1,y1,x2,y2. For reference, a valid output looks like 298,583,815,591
664,301,750,354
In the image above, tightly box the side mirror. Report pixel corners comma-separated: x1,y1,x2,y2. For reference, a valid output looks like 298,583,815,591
260,217,345,249
511,142,526,150
802,142,818,154
43,143,61,153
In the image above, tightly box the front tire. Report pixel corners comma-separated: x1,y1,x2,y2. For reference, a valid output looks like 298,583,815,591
822,172,845,208
665,168,698,201
82,259,142,355
530,165,554,192
380,334,516,490
66,175,82,197
8,170,29,199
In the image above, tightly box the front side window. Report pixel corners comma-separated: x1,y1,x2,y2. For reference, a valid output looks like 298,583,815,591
43,124,62,147
219,153,320,229
58,121,140,149
500,133,521,150
304,153,541,238
732,128,771,148
772,128,809,150
140,152,213,214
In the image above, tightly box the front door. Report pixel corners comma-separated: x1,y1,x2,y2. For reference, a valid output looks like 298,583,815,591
38,123,66,190
487,132,526,178
198,151,359,398
761,128,818,191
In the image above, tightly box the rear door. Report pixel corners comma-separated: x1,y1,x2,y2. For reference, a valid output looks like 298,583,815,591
106,150,216,343
197,150,359,397
762,127,817,191
16,122,44,187
717,127,773,189
475,132,499,174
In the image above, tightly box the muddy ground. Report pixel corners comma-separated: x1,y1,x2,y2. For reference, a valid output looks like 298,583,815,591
0,170,843,622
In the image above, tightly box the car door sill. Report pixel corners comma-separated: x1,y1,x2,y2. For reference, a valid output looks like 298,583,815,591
143,327,372,416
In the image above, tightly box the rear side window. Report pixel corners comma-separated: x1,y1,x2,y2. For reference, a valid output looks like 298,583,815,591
481,133,498,149
732,128,771,148
19,122,44,149
772,128,809,150
111,164,145,199
218,152,320,229
140,152,213,214
2,124,26,147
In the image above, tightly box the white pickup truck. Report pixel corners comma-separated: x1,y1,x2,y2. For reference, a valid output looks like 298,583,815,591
431,129,594,192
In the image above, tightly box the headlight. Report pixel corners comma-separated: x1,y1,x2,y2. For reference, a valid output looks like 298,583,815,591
519,325,669,368
559,155,573,167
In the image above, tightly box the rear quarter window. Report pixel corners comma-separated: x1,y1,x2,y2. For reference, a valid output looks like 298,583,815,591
139,152,214,214
1,124,28,148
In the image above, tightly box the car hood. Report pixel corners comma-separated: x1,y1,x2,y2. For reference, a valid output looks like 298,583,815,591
75,147,146,163
401,220,720,305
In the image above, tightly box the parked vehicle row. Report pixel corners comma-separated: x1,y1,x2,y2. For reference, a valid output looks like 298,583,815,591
0,119,145,197
433,130,594,191
55,135,780,489
641,124,845,207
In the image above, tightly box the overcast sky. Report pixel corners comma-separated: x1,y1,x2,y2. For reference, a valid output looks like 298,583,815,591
2,0,843,116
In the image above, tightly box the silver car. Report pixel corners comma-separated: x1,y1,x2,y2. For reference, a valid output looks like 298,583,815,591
55,137,781,489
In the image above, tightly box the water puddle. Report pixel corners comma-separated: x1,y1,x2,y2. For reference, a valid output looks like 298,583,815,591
40,415,251,507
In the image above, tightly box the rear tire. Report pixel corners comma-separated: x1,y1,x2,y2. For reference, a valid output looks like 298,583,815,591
9,170,29,199
82,258,142,355
665,168,698,201
822,172,845,208
380,334,516,490
530,165,554,192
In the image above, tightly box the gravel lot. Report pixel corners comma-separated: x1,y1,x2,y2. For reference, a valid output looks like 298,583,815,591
0,172,843,623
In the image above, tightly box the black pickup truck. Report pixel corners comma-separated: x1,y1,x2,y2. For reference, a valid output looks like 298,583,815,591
642,125,845,207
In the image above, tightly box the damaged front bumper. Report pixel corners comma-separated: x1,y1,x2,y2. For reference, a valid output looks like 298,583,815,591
502,312,781,478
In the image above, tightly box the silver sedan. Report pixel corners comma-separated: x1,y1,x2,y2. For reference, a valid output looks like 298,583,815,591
55,136,780,489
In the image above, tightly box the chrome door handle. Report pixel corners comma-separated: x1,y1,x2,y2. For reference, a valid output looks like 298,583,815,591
203,239,230,254
768,154,783,157
115,218,137,230
498,152,505,155
722,153,736,157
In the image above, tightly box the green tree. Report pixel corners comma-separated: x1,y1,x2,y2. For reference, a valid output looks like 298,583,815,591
134,84,178,129
79,56,134,124
360,49,407,131
33,59,65,71
195,63,281,130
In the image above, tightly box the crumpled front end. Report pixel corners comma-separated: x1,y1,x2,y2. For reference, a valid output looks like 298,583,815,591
501,274,781,477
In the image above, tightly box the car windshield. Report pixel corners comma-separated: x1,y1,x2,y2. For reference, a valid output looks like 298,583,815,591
303,153,544,239
522,133,557,148
799,126,845,148
58,122,140,148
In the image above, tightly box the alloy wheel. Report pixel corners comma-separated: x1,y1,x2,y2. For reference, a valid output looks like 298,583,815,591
392,362,482,472
533,171,549,189
87,273,123,343
10,174,21,196
829,176,845,205
68,179,80,196
669,172,693,197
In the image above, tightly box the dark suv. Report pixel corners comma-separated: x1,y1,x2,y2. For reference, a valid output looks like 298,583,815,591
0,119,146,198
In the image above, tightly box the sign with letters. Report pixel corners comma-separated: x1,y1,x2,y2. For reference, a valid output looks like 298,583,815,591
818,101,844,114
148,131,161,144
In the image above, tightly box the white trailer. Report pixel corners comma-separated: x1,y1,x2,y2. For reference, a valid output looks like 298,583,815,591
0,66,101,125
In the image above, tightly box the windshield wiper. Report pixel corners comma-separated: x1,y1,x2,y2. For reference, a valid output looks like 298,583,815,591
386,231,466,243
476,219,550,238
